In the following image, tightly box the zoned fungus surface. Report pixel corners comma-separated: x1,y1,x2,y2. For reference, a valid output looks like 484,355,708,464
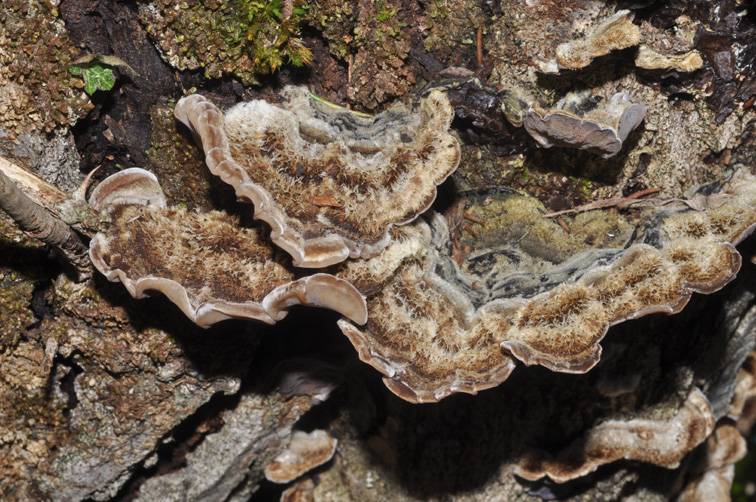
174,86,460,268
516,388,715,483
263,430,338,484
88,168,367,328
524,91,648,158
338,169,756,403
553,10,640,72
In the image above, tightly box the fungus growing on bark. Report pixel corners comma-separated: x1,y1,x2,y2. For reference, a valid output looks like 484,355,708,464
540,10,640,73
516,388,715,483
263,430,338,484
88,168,367,328
174,86,460,268
635,45,704,73
524,91,647,158
677,421,747,502
337,169,756,402
275,358,345,404
280,478,315,502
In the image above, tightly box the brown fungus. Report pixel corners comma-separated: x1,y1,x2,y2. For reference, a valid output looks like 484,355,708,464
516,388,715,483
524,91,648,158
174,86,460,268
337,169,756,402
539,10,641,74
275,358,345,405
635,45,704,73
88,168,367,328
677,421,747,502
263,430,338,484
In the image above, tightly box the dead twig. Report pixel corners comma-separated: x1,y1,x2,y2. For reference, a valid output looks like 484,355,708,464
543,188,662,218
0,155,99,235
0,161,91,281
463,223,478,238
476,26,483,67
463,211,485,224
542,187,734,219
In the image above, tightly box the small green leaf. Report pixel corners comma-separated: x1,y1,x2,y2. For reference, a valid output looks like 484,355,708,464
70,64,116,95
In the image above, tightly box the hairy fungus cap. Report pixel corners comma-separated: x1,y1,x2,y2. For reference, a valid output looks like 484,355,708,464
337,216,518,403
88,168,367,327
517,388,715,483
337,169,756,402
174,86,460,268
263,430,338,484
554,10,640,71
280,478,315,502
524,92,647,158
88,168,167,211
635,45,704,72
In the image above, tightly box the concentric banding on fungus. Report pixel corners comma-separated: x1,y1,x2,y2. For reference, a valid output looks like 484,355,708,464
174,86,461,268
336,169,756,402
524,91,647,158
89,168,367,328
516,388,715,482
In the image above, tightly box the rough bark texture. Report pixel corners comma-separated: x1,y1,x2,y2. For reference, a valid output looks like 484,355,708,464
2,0,756,501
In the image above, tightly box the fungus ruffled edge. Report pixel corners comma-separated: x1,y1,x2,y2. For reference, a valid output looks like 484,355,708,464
336,169,756,402
263,430,338,484
174,87,460,268
88,168,367,328
524,92,647,158
516,388,715,483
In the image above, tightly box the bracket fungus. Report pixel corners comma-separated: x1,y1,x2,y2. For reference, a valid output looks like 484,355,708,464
678,421,748,502
635,45,704,73
174,86,460,268
540,10,640,74
516,388,715,483
337,169,756,402
524,91,648,158
88,168,367,328
263,430,338,484
87,98,756,405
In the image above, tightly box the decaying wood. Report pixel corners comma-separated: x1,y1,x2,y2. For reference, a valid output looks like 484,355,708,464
0,161,91,280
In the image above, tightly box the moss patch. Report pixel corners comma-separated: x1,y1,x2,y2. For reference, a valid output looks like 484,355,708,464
0,0,92,138
138,0,313,85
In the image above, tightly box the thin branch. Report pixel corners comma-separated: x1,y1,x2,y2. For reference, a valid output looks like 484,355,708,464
543,188,662,218
0,155,98,235
476,26,483,67
0,166,91,281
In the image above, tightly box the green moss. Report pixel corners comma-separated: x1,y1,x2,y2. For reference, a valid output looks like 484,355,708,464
303,0,415,109
375,1,396,22
0,216,50,350
462,191,633,263
0,0,93,137
146,104,236,211
139,0,312,85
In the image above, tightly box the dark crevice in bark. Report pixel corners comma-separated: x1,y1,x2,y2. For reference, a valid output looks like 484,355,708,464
27,277,58,331
112,390,240,502
57,353,84,419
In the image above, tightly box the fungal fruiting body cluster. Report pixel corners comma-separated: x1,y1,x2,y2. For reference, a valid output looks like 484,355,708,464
89,168,368,328
173,87,460,268
90,87,756,407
